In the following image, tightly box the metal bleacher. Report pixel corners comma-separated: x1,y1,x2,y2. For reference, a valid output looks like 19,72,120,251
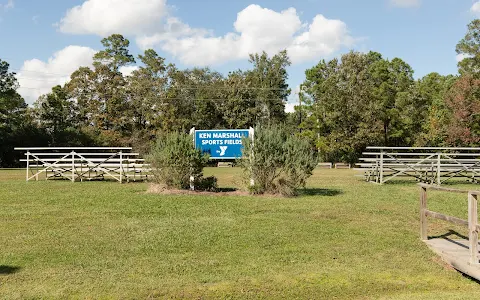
14,147,151,183
357,147,480,185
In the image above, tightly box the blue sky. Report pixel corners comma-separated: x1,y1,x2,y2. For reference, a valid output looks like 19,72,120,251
0,0,478,106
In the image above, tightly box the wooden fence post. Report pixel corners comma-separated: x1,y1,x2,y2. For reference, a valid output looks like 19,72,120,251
420,186,428,241
468,192,479,264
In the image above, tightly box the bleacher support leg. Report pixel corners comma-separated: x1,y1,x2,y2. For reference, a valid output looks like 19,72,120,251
26,151,30,182
437,153,441,185
380,151,384,184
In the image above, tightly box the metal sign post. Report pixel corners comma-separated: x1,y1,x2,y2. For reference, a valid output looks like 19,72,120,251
189,127,196,190
249,127,255,187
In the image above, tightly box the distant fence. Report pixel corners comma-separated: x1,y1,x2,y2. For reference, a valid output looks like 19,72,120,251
14,147,151,183
357,147,480,185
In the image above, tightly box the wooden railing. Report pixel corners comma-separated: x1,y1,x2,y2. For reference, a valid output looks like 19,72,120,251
419,183,479,264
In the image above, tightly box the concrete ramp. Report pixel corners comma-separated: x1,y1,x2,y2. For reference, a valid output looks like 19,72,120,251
425,238,480,281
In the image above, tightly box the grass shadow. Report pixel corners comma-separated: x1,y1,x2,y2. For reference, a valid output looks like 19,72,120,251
462,273,480,284
0,265,21,275
216,187,238,193
298,188,343,197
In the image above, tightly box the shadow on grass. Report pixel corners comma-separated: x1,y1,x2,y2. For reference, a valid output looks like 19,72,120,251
462,273,480,284
297,188,343,197
0,265,21,275
216,188,238,192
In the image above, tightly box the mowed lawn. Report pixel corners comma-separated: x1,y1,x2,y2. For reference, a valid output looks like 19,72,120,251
1,168,480,299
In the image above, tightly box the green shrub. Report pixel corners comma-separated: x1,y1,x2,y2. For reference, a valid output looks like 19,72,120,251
194,176,218,192
238,125,318,196
146,131,216,190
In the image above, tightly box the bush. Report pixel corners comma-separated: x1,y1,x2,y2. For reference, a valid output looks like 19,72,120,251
238,125,318,196
146,131,216,190
194,176,218,192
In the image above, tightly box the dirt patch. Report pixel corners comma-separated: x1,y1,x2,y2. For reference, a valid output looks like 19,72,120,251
146,184,285,197
146,183,248,196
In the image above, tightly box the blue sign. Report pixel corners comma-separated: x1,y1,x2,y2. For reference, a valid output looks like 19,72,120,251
194,129,250,159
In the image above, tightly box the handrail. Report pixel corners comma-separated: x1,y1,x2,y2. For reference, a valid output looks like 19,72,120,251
419,183,479,264
417,183,480,195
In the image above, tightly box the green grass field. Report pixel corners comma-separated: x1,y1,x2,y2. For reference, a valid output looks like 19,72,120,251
1,168,480,299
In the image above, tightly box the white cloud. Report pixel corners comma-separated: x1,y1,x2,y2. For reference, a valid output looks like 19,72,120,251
0,0,14,11
285,103,297,113
471,1,480,15
136,17,208,50
119,65,139,77
140,4,355,66
58,2,355,67
58,0,167,36
456,53,471,62
389,0,420,8
32,15,39,24
16,46,96,104
3,0,14,10
285,85,301,113
287,14,354,63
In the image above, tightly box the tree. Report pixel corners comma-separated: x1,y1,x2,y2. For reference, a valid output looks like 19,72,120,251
408,73,457,146
444,75,480,146
369,57,414,145
0,59,45,167
33,85,81,146
245,51,291,125
66,67,97,128
94,34,135,71
301,51,384,163
126,49,168,135
66,34,135,143
456,19,480,77
221,70,259,129
0,59,27,149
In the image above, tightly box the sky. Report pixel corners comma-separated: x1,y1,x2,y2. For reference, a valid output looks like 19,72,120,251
0,0,479,111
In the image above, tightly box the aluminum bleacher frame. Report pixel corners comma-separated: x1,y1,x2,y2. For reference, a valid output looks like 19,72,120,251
14,147,151,183
357,147,480,185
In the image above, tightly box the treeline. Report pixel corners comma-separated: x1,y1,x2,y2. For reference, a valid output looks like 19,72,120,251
298,20,480,163
0,35,292,166
1,20,480,167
